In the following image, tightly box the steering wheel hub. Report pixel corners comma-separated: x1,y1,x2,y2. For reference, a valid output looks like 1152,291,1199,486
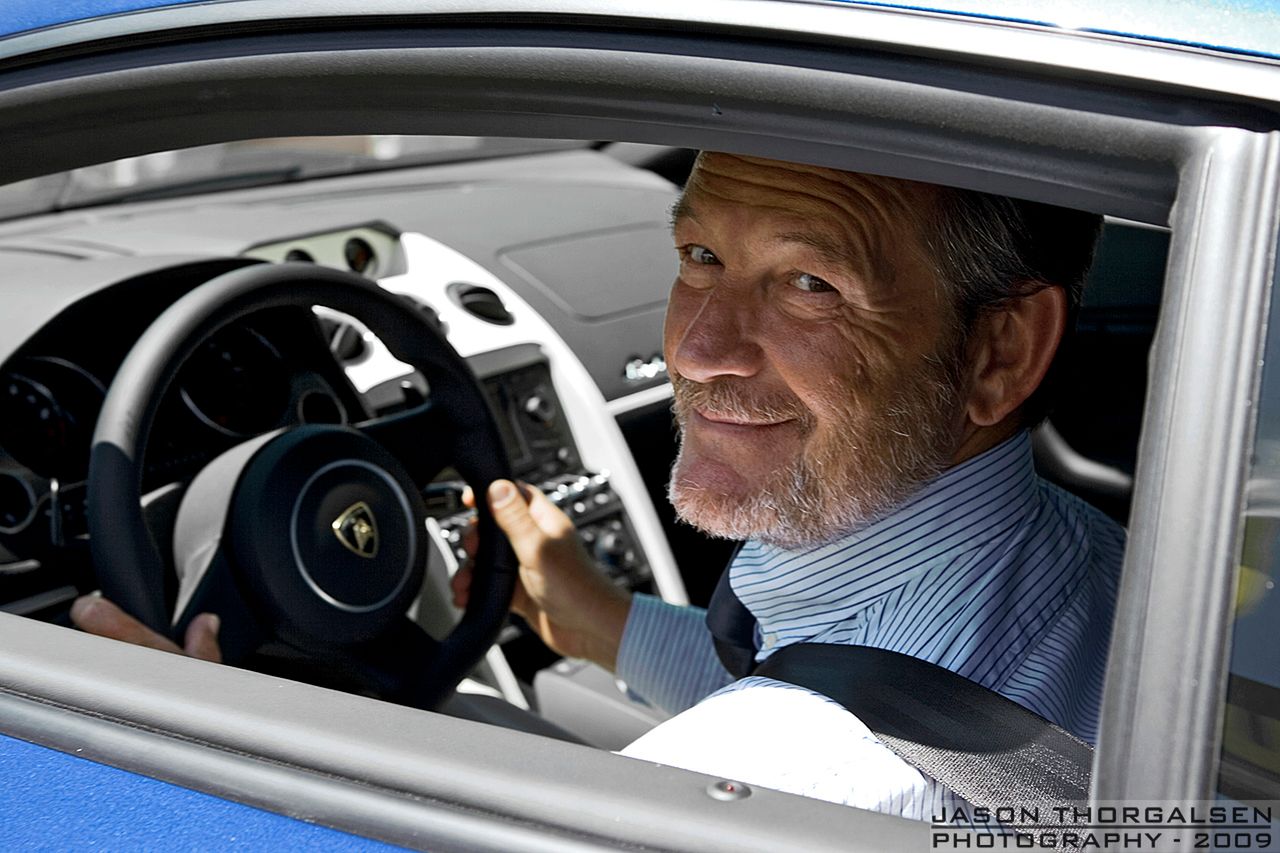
226,426,425,646
297,466,408,608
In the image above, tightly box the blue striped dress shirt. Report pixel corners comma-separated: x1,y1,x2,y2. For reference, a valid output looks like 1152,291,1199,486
615,430,1125,816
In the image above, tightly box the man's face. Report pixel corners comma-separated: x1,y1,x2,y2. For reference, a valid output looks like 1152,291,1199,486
664,153,969,548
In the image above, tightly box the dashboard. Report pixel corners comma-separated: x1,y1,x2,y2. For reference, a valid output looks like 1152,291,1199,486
0,148,689,690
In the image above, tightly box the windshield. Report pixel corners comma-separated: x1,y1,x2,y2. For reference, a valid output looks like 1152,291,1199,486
0,136,589,221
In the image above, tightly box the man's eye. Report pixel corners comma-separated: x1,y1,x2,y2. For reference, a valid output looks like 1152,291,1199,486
685,245,720,265
791,273,836,293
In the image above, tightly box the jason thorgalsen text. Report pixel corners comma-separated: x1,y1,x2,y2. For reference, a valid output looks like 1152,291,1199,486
932,805,1274,827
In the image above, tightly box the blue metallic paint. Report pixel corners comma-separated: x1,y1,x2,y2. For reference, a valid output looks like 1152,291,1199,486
0,0,210,39
0,732,401,850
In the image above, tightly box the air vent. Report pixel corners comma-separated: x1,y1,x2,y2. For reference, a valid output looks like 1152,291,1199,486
447,283,514,326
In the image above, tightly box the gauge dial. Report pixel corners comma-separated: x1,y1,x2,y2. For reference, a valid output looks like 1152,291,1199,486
0,471,37,532
0,357,105,479
344,237,376,276
178,326,290,437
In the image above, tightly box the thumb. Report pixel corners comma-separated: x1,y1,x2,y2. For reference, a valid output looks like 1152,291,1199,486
486,480,546,564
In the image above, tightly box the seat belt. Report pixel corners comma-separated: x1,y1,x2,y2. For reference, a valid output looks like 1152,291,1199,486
706,567,1094,813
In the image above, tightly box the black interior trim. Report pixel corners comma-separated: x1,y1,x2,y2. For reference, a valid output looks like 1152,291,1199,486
4,16,1277,132
0,20,1223,222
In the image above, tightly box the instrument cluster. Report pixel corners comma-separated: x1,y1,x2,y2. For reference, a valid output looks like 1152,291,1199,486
0,357,104,483
0,320,350,553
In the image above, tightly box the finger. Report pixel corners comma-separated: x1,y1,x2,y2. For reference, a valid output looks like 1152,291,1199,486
461,517,478,559
70,595,183,655
183,613,222,663
451,563,472,608
461,486,475,509
523,484,576,538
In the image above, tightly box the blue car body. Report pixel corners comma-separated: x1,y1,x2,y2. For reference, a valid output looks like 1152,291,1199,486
0,732,397,849
1,0,204,38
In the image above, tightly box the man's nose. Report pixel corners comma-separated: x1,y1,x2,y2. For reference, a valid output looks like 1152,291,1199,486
668,284,764,382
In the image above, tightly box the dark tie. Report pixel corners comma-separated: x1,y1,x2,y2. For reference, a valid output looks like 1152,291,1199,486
704,546,758,678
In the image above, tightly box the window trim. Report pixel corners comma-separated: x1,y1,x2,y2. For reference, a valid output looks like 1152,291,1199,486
1094,128,1280,802
0,3,1274,843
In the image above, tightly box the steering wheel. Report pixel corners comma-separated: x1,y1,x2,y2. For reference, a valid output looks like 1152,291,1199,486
85,262,518,710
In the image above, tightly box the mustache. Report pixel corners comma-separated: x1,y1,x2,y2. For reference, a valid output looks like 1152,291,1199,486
671,372,811,426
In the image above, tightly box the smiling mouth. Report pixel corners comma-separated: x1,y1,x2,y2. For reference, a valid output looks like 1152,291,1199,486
694,410,795,428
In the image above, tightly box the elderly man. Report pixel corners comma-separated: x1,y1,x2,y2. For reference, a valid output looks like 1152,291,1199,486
75,152,1124,818
452,152,1123,814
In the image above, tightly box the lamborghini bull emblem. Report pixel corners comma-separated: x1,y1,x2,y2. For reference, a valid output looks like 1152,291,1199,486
332,501,379,559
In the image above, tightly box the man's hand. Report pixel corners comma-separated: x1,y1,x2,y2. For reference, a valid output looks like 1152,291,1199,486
70,594,223,663
451,479,632,671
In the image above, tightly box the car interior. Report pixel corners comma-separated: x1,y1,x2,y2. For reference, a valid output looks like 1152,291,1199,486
0,5,1273,850
0,134,1161,749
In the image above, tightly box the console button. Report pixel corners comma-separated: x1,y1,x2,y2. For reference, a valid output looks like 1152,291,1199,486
523,393,556,426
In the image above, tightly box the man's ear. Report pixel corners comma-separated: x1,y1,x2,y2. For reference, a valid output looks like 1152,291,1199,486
963,285,1067,427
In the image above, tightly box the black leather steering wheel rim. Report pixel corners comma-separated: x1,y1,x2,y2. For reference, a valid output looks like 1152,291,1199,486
87,262,518,709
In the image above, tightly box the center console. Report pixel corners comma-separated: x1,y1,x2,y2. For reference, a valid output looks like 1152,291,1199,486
429,345,653,595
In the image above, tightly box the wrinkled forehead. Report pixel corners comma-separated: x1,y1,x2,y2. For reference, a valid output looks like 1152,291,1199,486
678,152,938,283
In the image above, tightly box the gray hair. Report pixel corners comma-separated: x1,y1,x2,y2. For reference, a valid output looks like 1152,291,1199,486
925,189,1103,425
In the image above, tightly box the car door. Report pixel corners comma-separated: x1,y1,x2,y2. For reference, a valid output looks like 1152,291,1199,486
0,2,1277,850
